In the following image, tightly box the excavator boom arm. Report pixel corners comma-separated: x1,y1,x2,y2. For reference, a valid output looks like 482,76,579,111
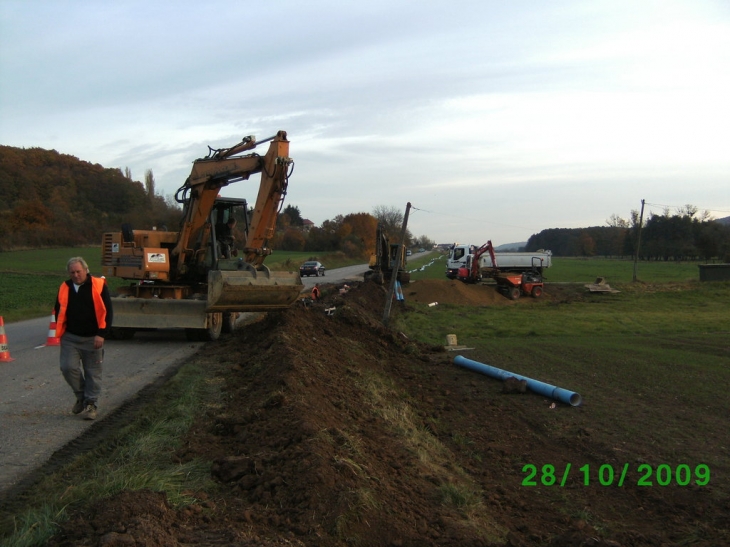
243,133,292,266
472,240,497,278
171,131,291,273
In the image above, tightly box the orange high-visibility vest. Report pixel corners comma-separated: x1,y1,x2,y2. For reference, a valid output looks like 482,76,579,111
56,277,107,338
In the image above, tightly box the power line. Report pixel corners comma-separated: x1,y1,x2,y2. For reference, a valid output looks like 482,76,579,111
644,202,730,215
409,205,536,232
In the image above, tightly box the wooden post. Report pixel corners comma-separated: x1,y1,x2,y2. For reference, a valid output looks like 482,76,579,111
383,202,411,326
632,198,645,282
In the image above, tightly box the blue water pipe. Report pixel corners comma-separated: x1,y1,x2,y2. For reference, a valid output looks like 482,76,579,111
453,355,582,407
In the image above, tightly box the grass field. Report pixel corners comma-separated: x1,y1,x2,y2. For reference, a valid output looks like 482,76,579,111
0,247,717,323
397,280,730,340
390,272,730,544
407,252,705,283
0,247,361,323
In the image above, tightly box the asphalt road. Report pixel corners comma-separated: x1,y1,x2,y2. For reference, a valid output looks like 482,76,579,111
298,262,369,288
0,263,371,497
0,317,206,495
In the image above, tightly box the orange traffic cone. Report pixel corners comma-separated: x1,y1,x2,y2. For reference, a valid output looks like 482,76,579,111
43,310,61,347
0,316,15,362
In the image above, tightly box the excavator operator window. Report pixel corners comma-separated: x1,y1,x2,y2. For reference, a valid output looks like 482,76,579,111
122,223,134,243
215,206,240,259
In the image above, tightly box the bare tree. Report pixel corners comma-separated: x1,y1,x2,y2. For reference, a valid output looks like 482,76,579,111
412,235,435,249
698,209,713,222
372,204,414,243
606,213,629,228
124,167,132,181
372,205,402,233
677,204,698,218
145,169,155,200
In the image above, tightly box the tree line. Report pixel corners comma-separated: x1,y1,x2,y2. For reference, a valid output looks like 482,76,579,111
269,204,435,260
0,145,435,257
525,207,730,261
7,145,722,261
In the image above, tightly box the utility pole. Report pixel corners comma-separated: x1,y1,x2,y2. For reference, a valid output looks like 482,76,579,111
383,202,411,326
632,198,645,282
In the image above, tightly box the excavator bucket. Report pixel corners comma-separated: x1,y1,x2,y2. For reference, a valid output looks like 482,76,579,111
206,268,303,312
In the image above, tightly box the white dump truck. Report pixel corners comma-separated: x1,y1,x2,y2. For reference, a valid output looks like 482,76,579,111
446,243,552,279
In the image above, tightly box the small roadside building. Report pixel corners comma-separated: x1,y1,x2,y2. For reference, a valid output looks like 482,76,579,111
698,264,730,281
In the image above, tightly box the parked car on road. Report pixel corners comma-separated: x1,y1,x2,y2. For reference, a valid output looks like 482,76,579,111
300,261,325,277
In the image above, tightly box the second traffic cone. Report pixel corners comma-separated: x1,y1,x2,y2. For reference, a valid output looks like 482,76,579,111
43,310,61,347
0,316,15,362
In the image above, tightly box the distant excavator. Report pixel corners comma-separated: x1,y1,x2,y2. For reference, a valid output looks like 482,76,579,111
364,223,410,285
101,131,303,340
457,240,544,300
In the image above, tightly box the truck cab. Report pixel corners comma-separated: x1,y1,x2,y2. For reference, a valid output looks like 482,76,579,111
446,244,474,278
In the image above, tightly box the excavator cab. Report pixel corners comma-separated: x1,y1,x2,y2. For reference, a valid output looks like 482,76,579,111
205,196,302,313
211,198,249,264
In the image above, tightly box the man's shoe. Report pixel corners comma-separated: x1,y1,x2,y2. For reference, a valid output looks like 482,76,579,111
72,399,85,415
83,404,97,420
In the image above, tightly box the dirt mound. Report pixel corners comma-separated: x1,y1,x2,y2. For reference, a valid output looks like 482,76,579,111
48,280,728,547
404,279,515,306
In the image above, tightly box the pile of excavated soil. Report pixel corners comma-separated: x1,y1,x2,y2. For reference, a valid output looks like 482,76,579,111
47,280,727,547
404,279,515,306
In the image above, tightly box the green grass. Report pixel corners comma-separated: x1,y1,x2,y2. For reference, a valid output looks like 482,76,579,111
436,331,729,475
0,248,715,323
0,248,123,322
0,272,69,323
398,282,730,344
0,248,361,276
0,247,365,322
397,281,730,342
391,278,730,518
545,256,703,283
407,253,706,283
406,252,446,280
0,248,103,274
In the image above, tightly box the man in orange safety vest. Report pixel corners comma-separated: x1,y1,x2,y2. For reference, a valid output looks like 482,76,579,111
55,257,113,421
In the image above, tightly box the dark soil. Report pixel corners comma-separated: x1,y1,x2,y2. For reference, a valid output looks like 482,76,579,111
47,280,728,547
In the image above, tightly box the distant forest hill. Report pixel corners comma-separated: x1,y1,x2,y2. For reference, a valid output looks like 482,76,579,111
525,214,730,261
0,145,182,251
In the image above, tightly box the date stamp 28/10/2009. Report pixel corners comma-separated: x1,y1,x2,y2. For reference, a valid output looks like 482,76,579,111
521,463,710,487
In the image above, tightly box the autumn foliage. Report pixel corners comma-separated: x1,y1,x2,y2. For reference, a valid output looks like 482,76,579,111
0,146,182,251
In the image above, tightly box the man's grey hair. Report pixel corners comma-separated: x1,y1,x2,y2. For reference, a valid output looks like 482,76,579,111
67,256,89,272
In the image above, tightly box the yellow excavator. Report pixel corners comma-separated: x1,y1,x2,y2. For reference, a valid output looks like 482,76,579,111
101,130,303,340
364,223,410,285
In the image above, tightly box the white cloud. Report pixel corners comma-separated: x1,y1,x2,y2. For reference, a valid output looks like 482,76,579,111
1,0,729,246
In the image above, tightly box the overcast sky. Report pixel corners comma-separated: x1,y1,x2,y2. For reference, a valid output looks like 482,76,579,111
1,0,728,246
